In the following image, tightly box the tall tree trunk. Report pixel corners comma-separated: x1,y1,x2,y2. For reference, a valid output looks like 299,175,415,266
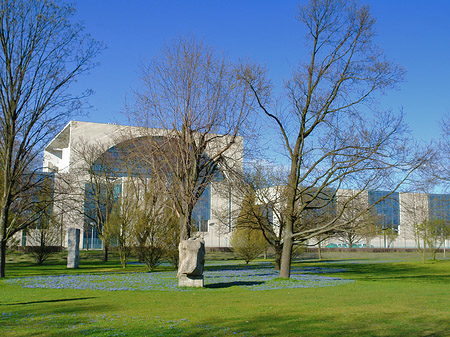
279,234,293,278
1,134,13,278
0,198,11,278
179,203,193,242
318,241,322,260
420,240,426,264
178,209,191,271
274,244,283,270
0,237,6,278
179,214,190,242
279,165,298,278
103,244,108,262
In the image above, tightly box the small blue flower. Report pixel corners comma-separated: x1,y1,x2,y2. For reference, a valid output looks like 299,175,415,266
6,264,353,291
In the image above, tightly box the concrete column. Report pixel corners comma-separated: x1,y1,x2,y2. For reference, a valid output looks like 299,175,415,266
67,228,80,268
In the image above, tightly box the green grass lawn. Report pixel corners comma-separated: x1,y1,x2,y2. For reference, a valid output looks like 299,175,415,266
1,250,449,336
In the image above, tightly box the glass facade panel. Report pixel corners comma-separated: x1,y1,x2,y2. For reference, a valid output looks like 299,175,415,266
428,194,450,222
83,183,122,249
192,184,211,232
89,136,218,236
368,191,400,229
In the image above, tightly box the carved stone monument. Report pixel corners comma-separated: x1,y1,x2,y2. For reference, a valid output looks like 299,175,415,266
67,228,80,269
177,238,205,287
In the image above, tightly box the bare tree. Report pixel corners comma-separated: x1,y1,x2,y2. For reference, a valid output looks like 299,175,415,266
109,173,167,269
301,202,336,258
0,0,101,277
384,227,398,248
125,174,173,271
432,114,450,188
231,191,270,263
106,201,129,268
74,142,122,262
357,210,381,248
398,192,428,262
224,163,288,270
130,187,169,271
230,226,268,264
413,219,448,262
414,216,449,262
25,214,61,265
161,207,181,269
418,115,450,258
73,131,180,268
24,174,61,264
129,36,255,247
334,191,380,248
241,0,425,278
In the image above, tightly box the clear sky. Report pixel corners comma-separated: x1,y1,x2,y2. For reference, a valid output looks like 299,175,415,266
71,0,450,145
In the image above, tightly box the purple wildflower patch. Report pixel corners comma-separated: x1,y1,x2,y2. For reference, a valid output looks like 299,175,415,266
6,265,353,291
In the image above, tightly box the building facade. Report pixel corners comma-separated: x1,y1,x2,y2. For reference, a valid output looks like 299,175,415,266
17,120,450,251
325,190,450,249
38,121,241,249
260,187,450,249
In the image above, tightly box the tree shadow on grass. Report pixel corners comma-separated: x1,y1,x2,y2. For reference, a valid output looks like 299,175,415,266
205,263,273,272
362,273,450,283
6,296,97,306
325,260,450,284
185,311,450,337
295,259,362,264
205,271,273,279
205,281,264,289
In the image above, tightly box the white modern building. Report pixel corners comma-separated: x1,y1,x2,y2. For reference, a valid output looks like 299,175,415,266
30,120,241,249
19,120,450,251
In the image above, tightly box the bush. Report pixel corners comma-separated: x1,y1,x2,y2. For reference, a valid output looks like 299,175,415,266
230,227,268,264
133,245,165,271
24,246,63,265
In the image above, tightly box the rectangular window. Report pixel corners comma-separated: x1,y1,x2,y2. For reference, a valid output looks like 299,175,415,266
83,182,121,249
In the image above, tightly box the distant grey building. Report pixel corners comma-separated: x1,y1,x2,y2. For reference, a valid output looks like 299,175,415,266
261,187,450,249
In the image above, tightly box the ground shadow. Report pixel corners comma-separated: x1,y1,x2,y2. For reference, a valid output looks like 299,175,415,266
184,309,450,337
6,296,98,306
205,263,273,272
294,259,355,264
205,281,264,289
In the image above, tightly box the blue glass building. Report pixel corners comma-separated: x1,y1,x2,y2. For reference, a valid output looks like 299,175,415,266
428,194,450,223
368,191,400,230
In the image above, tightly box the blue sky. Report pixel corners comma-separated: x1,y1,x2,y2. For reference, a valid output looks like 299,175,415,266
72,0,450,145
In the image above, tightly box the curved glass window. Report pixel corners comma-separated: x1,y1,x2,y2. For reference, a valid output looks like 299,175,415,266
84,135,220,242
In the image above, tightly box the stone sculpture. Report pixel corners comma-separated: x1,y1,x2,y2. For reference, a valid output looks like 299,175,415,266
67,228,80,268
177,238,205,287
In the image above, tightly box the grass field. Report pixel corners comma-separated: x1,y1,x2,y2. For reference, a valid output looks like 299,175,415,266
0,250,449,336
